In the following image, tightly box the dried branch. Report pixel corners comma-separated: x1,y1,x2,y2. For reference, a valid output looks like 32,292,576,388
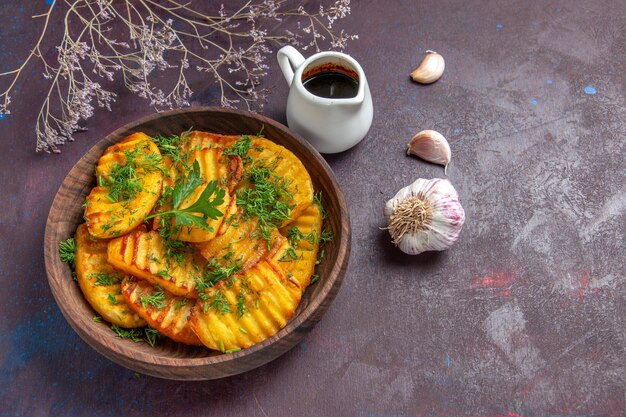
0,0,357,152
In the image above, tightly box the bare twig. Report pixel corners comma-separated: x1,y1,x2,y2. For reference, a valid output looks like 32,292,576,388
0,0,357,152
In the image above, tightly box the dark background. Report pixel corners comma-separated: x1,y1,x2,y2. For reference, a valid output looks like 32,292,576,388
1,1,624,416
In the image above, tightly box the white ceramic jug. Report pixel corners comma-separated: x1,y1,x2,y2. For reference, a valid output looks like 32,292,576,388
277,45,373,154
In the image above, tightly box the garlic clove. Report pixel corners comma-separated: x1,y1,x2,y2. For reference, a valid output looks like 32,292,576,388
384,178,465,255
407,130,451,173
410,50,445,84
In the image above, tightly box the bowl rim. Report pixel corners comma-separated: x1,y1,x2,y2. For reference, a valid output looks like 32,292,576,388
44,106,351,378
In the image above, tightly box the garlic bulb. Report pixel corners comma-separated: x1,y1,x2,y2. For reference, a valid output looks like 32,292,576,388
384,178,465,255
407,130,451,173
410,50,445,84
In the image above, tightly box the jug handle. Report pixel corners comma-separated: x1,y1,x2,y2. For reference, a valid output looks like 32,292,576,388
277,46,305,87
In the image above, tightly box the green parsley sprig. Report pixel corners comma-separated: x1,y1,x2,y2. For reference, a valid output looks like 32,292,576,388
146,160,225,231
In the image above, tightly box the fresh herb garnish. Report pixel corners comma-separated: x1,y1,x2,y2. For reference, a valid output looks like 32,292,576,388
147,160,225,231
59,238,77,266
201,291,232,315
313,191,327,219
175,298,188,311
92,316,103,323
93,272,121,286
286,226,317,248
236,293,248,318
172,159,204,208
223,135,252,157
316,248,325,265
237,164,293,241
279,247,298,262
98,147,164,202
153,129,191,169
140,285,167,310
320,228,333,244
102,151,143,202
107,293,119,305
310,274,320,284
111,325,161,347
197,257,243,290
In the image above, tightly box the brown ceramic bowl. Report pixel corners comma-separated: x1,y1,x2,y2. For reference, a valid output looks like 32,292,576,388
44,107,351,380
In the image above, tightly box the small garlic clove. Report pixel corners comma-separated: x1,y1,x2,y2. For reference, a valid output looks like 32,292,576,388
407,130,451,172
410,50,445,84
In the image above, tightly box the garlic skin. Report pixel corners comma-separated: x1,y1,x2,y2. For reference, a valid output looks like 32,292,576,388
384,178,465,255
407,130,451,172
410,50,445,84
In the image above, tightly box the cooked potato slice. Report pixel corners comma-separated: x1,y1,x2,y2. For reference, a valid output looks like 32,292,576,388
194,214,286,271
85,132,163,238
182,131,313,227
107,229,204,297
278,202,323,288
244,137,314,226
182,131,239,150
121,277,202,346
74,224,146,328
190,259,302,351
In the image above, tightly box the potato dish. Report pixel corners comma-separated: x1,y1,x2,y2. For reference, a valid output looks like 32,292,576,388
63,130,328,353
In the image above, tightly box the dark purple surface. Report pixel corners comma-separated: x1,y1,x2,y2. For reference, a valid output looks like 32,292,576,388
1,1,624,416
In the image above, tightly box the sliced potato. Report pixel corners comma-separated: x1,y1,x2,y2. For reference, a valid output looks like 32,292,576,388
189,259,302,351
107,229,204,297
74,224,146,327
121,277,202,346
182,131,314,227
244,137,314,227
194,214,286,271
182,131,239,150
278,202,323,289
85,132,163,238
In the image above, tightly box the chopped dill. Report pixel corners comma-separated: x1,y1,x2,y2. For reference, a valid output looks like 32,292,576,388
313,191,327,219
93,272,121,286
197,257,243,290
111,325,161,347
279,247,298,262
59,238,77,266
153,129,191,169
287,226,317,248
236,293,248,318
237,164,294,240
107,293,119,305
174,298,188,312
223,135,252,159
102,150,144,202
320,228,333,244
140,285,167,310
203,291,232,315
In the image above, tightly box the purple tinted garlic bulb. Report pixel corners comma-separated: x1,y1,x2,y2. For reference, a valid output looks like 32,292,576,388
384,178,465,255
